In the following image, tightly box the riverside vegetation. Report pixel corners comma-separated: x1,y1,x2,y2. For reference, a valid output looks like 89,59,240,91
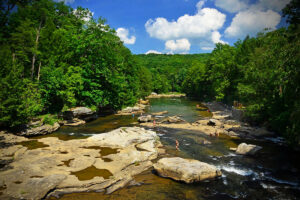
0,0,299,146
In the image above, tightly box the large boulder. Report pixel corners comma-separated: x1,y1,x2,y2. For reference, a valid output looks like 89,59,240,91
161,116,184,124
236,143,262,155
138,115,152,123
63,107,96,121
18,122,60,136
153,157,221,183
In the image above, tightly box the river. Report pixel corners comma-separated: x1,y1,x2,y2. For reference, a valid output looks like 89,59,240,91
47,97,300,200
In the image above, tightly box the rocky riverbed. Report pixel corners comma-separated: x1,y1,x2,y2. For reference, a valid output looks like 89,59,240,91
1,98,299,200
0,127,164,199
141,102,274,140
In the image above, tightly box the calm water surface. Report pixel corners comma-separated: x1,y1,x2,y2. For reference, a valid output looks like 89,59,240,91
48,97,300,200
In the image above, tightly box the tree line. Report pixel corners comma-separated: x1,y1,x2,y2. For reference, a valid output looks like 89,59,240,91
134,54,209,93
0,0,150,127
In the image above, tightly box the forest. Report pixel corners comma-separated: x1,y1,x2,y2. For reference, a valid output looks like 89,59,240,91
0,0,299,145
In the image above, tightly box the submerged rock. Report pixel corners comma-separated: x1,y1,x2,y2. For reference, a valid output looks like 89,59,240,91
236,143,262,155
153,157,222,183
161,116,185,124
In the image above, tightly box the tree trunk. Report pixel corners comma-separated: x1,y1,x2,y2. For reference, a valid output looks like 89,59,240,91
12,52,15,63
37,61,41,81
31,21,42,80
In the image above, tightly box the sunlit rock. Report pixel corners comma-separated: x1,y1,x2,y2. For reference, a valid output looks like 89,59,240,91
154,157,222,183
236,143,262,155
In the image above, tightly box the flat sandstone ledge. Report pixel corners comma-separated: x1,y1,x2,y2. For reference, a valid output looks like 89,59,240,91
0,127,163,200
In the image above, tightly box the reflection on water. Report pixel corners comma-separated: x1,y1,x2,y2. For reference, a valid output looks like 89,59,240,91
34,115,138,141
48,97,300,200
148,98,212,123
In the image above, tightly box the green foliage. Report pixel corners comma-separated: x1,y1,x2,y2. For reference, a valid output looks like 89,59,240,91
0,0,150,127
0,65,42,127
39,114,58,126
183,27,300,145
134,54,209,93
282,0,300,26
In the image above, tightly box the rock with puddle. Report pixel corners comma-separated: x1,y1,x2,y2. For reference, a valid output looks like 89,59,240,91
0,127,162,199
153,157,222,183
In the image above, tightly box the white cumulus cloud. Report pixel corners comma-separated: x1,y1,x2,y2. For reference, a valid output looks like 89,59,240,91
201,47,214,51
215,0,249,13
220,0,290,39
212,31,227,44
215,0,291,13
116,28,136,45
145,1,227,52
225,9,281,38
145,50,162,54
145,8,226,40
165,38,191,53
254,0,292,12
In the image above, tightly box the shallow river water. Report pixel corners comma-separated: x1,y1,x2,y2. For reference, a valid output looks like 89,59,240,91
47,98,300,200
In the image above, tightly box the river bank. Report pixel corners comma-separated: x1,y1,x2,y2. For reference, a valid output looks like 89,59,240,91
141,101,274,140
6,93,186,137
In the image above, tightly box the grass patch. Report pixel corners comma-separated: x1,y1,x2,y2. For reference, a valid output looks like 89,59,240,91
37,114,59,126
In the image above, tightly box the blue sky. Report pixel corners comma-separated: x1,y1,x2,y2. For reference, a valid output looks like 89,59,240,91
59,0,291,54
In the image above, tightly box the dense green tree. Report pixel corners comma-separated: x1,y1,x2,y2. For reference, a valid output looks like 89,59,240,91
134,53,209,93
0,0,150,127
